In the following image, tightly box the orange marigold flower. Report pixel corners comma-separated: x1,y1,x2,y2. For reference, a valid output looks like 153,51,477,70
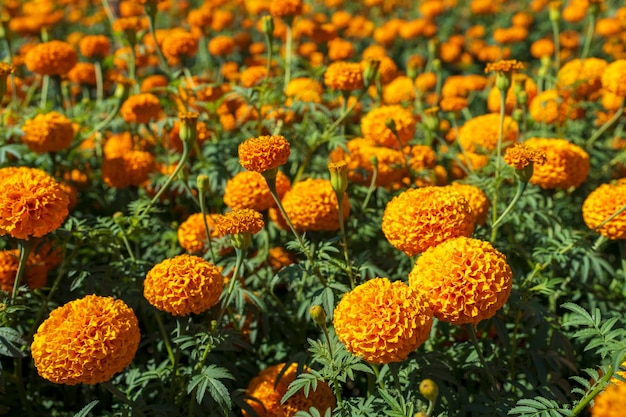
238,135,290,173
582,182,626,240
602,60,626,97
381,186,475,256
383,76,415,104
440,96,468,112
269,0,303,18
328,37,355,61
268,246,297,272
485,59,524,74
529,90,583,125
31,295,140,385
557,58,607,98
68,62,97,86
503,143,547,170
0,167,69,240
141,74,169,93
101,150,156,189
324,61,364,91
243,363,335,417
458,113,518,154
24,40,78,76
79,35,111,59
409,237,512,325
21,112,74,153
523,137,589,189
486,76,538,114
275,178,350,232
361,105,416,149
224,171,290,211
333,277,433,364
590,365,626,417
178,212,227,254
285,77,323,103
448,182,490,226
120,93,162,124
162,32,199,63
208,35,236,56
239,65,267,88
144,254,224,316
530,38,555,58
0,249,48,292
215,208,264,236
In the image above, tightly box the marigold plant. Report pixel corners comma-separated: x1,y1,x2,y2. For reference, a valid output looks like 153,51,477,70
582,182,626,240
238,135,291,174
21,112,74,153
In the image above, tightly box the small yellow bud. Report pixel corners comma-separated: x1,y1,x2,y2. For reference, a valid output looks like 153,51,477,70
362,59,380,89
419,379,439,402
310,305,327,327
179,112,199,144
197,175,210,193
262,16,275,39
328,160,349,196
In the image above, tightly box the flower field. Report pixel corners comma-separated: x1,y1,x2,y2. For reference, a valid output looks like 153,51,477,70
2,0,626,416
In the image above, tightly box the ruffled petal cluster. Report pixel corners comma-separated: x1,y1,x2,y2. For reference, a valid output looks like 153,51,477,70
215,208,265,236
0,167,69,240
24,40,78,75
269,0,303,17
178,213,227,253
503,143,547,170
361,105,417,148
224,171,291,211
31,295,140,385
333,277,433,364
324,61,364,91
120,93,162,124
523,137,589,189
21,112,74,153
0,249,48,292
382,186,474,255
602,59,626,97
582,182,626,240
409,237,513,325
243,363,335,417
448,182,490,226
144,254,224,316
458,113,518,153
101,150,156,189
557,58,607,98
238,135,291,173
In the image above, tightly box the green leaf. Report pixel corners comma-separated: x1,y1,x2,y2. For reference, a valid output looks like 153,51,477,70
72,400,99,417
0,327,26,358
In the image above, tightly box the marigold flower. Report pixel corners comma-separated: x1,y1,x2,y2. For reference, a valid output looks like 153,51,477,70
485,59,524,74
144,254,224,316
215,208,265,236
178,212,227,254
162,32,199,64
67,62,97,86
503,143,547,170
361,105,416,149
458,113,518,154
24,40,78,76
224,171,290,211
240,66,267,88
528,90,583,125
590,365,626,417
238,135,290,174
440,96,468,112
101,150,156,189
530,38,555,58
0,167,69,240
409,237,512,325
31,295,140,385
602,60,626,97
324,61,364,91
79,35,111,59
269,0,303,17
333,277,433,364
557,58,607,98
21,112,74,153
268,246,297,272
208,35,236,56
0,249,48,292
243,363,335,417
447,182,490,226
328,37,355,61
120,93,162,124
582,182,626,240
383,76,415,104
273,179,350,232
382,186,474,256
523,137,589,189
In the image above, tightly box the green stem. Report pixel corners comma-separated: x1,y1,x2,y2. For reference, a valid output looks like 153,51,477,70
147,13,170,77
284,24,293,91
580,11,596,61
263,35,273,85
361,157,378,210
490,89,507,240
550,18,561,73
95,61,104,106
198,188,217,264
101,380,146,417
9,241,32,306
101,0,117,27
491,178,528,235
571,355,626,416
466,324,498,389
335,190,356,289
39,75,49,110
128,45,137,82
153,310,176,366
586,101,625,148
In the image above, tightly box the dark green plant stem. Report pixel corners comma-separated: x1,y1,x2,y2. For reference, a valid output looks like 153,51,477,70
9,240,32,306
39,75,50,110
153,310,176,366
571,353,626,415
466,324,498,389
84,94,124,140
361,157,378,210
101,380,146,417
198,187,217,264
490,88,507,241
580,11,597,61
14,357,34,417
334,190,356,289
94,61,104,105
491,178,528,232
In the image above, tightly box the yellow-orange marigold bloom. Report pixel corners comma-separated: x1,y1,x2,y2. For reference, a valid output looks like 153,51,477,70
0,249,48,292
382,186,475,256
383,76,415,104
24,40,78,76
602,60,626,97
458,113,518,154
79,35,111,59
409,237,512,325
215,208,265,236
141,74,169,93
503,143,547,170
361,105,416,149
328,37,355,61
178,213,226,254
333,277,433,364
557,58,607,98
415,72,437,92
162,32,199,63
243,363,335,417
238,135,290,173
0,167,69,240
583,182,626,240
590,365,626,417
529,90,583,125
240,66,267,88
285,77,323,103
269,0,303,17
268,246,297,272
224,171,290,211
101,151,156,189
68,62,97,86
448,182,490,226
277,179,350,232
120,93,162,124
530,38,555,58
144,254,224,316
31,295,140,385
440,96,468,112
21,112,74,153
208,35,236,56
523,137,589,189
324,61,364,91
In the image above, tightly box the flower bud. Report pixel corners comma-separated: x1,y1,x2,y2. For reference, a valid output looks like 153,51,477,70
385,118,398,137
262,16,275,39
0,62,14,100
419,379,439,402
310,305,327,327
328,160,349,196
495,71,510,92
549,1,561,21
231,232,252,250
178,112,199,145
114,77,134,100
362,59,380,89
197,174,210,193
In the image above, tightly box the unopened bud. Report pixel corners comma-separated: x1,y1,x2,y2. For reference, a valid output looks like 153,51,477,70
310,305,327,327
179,112,199,144
262,16,275,39
419,379,439,402
549,1,561,22
362,59,380,89
328,160,349,196
495,72,510,92
0,62,14,99
114,77,134,100
231,232,252,250
197,174,210,193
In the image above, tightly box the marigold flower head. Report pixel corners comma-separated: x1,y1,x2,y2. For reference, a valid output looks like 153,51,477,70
177,212,228,254
557,58,607,98
0,167,69,240
269,0,303,18
79,35,111,59
285,77,323,103
583,182,626,240
274,178,350,232
458,113,518,154
144,254,224,316
243,363,335,417
162,32,199,63
485,59,524,74
528,90,583,125
503,143,547,170
361,105,416,149
68,62,97,86
238,135,290,174
440,96,468,112
530,38,555,58
268,246,297,272
447,182,490,226
224,171,291,211
208,35,236,56
590,365,626,417
409,237,512,324
101,150,156,189
0,249,48,292
333,277,433,364
120,93,162,124
382,186,475,256
324,61,364,91
240,66,267,88
215,208,264,236
21,112,74,153
523,137,589,189
602,60,626,97
0,62,14,77
383,76,415,104
24,40,78,76
31,295,140,385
